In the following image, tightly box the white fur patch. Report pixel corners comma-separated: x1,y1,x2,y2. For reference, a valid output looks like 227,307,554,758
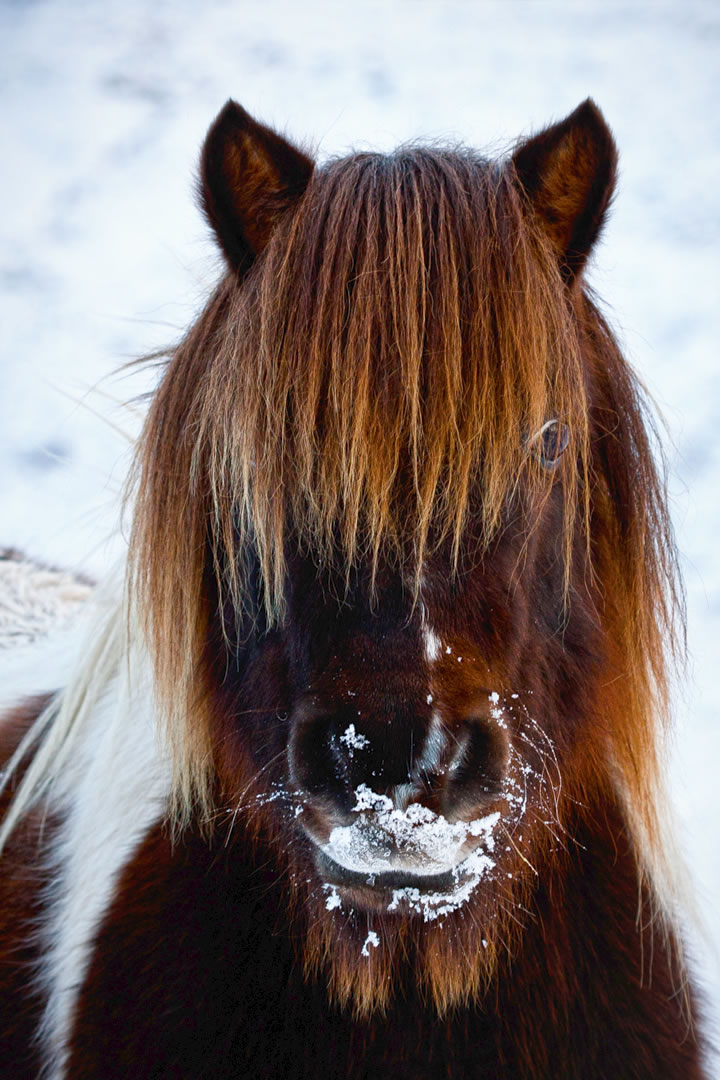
419,600,442,663
38,650,171,1080
422,626,442,663
417,711,446,774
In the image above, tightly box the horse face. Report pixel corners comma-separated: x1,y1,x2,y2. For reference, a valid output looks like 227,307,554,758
124,99,689,1017
176,96,618,929
214,476,578,920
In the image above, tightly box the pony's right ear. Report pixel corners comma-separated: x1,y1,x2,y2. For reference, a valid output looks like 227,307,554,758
200,100,314,274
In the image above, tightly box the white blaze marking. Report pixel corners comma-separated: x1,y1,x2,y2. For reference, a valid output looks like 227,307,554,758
419,599,442,663
423,627,441,663
391,782,416,810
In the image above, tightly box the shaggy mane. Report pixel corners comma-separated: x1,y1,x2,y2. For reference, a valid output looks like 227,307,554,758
128,147,682,862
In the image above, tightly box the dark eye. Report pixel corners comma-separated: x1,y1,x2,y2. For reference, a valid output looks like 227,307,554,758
530,420,570,469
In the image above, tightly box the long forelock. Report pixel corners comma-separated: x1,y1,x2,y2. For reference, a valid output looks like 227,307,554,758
199,147,590,620
128,143,682,920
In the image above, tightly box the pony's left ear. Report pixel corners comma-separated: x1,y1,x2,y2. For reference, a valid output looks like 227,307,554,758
200,100,314,274
511,99,617,282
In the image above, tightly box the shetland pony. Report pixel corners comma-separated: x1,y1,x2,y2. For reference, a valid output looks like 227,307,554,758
0,99,707,1078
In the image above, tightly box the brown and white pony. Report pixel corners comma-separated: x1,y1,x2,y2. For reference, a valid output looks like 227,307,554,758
0,99,708,1078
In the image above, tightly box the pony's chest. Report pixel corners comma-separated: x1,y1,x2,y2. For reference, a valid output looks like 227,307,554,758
61,827,498,1080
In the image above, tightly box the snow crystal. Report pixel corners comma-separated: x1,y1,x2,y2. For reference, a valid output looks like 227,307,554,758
340,724,370,755
351,783,394,814
387,842,497,922
324,886,342,911
488,691,507,728
361,931,379,957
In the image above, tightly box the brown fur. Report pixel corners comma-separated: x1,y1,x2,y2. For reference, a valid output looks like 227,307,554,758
63,795,702,1080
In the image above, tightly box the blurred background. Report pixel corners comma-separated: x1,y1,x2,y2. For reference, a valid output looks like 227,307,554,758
1,0,718,1050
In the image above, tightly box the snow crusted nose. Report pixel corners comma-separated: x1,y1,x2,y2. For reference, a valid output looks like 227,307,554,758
287,694,510,832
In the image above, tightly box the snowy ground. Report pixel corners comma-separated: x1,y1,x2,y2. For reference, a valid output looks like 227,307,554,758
1,0,718,1060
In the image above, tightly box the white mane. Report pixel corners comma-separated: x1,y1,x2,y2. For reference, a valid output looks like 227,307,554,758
0,567,165,855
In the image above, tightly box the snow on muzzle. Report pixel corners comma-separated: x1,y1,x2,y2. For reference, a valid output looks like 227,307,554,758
317,784,500,877
306,784,504,922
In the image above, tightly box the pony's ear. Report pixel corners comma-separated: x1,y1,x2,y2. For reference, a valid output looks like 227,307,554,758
511,99,617,282
200,100,314,273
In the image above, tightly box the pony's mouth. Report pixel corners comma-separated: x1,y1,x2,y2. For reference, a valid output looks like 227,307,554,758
315,843,500,919
306,796,503,917
315,846,463,893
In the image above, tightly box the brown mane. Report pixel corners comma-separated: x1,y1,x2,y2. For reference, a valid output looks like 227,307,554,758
129,143,682,875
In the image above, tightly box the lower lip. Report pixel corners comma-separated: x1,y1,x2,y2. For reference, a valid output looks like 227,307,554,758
315,847,468,898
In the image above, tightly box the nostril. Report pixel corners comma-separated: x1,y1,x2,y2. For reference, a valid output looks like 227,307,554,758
458,723,509,784
440,713,510,818
288,707,376,812
289,695,511,832
288,710,344,798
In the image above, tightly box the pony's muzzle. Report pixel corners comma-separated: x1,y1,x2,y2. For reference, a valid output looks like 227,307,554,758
287,696,510,880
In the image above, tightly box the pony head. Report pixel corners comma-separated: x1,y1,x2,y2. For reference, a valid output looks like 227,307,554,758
129,100,681,1016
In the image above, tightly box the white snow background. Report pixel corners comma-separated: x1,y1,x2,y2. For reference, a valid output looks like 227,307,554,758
1,0,718,1060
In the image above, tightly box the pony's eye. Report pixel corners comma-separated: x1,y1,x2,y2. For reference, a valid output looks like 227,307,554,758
530,420,570,468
